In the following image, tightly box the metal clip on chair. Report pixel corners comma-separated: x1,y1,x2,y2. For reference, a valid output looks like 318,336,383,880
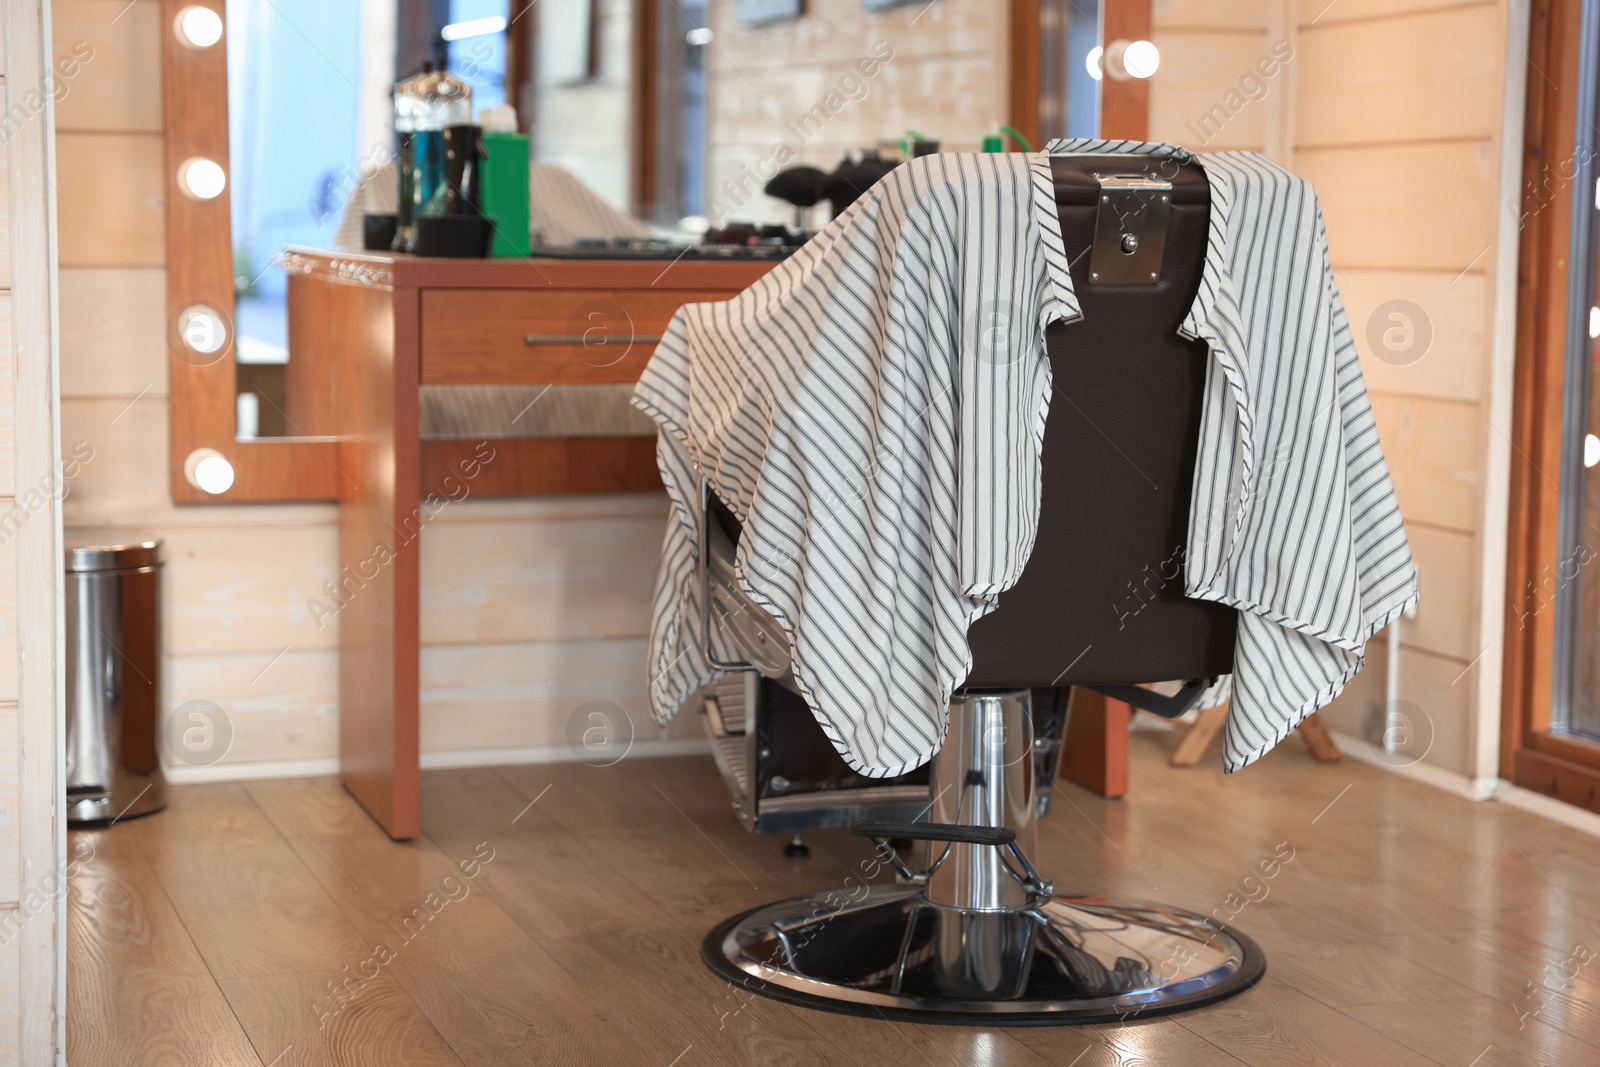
695,156,1265,1024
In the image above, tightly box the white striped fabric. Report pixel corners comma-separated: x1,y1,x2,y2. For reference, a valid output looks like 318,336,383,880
632,139,1418,776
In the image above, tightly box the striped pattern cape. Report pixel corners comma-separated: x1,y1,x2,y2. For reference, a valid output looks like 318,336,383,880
632,138,1418,776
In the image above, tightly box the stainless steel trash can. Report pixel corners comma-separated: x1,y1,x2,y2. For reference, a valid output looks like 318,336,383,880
65,541,166,827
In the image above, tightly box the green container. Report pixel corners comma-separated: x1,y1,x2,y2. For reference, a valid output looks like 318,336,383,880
481,130,531,257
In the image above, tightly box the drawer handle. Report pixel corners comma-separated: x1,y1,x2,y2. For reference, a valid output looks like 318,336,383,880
523,333,665,346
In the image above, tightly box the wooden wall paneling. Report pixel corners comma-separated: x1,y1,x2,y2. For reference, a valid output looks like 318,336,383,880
336,276,418,839
0,931,18,1063
1294,0,1477,26
7,0,65,1057
1294,7,1503,146
0,538,16,702
1148,29,1273,152
1341,268,1492,402
166,649,337,768
0,140,10,290
0,704,18,905
1101,0,1153,140
53,0,163,133
58,266,167,397
142,523,340,654
1312,635,1385,741
418,512,661,645
164,639,684,770
0,293,13,497
53,131,162,266
420,637,648,754
1403,524,1477,662
1295,142,1497,271
1368,395,1485,532
1146,0,1290,155
1503,0,1582,777
1389,645,1475,774
1316,637,1474,773
1156,0,1272,25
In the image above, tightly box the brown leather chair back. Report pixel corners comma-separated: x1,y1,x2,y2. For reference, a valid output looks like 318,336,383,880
964,154,1237,688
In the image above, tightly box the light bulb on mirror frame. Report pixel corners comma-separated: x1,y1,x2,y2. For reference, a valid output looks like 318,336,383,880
178,157,227,200
176,303,228,360
1101,39,1160,82
183,448,235,495
174,5,223,49
1123,40,1161,79
1085,45,1104,82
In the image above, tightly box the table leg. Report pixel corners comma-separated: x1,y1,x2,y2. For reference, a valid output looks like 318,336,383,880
1059,688,1130,798
336,281,421,840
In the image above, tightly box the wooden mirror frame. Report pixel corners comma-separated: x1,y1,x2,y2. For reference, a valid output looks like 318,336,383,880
160,0,672,504
161,0,342,504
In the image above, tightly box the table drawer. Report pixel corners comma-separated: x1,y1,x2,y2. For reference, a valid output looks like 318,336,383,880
420,287,739,385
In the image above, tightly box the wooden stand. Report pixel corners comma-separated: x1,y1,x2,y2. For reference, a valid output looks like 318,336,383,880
1168,703,1230,767
1167,704,1342,767
1295,713,1343,762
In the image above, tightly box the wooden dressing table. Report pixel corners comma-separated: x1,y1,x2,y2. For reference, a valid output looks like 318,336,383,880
284,249,778,838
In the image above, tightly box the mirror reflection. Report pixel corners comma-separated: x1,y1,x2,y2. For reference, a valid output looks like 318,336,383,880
225,0,1107,439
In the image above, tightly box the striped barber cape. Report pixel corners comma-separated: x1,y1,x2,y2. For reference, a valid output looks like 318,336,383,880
631,138,1419,777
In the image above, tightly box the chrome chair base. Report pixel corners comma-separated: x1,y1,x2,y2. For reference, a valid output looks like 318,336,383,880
700,688,1264,1024
703,884,1265,1025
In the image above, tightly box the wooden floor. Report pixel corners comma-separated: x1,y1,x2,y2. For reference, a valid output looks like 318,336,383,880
65,728,1600,1066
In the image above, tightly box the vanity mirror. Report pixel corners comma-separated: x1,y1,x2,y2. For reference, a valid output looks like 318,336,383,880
161,0,1112,505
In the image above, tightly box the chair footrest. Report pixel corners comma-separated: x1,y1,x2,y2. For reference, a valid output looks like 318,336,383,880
1088,676,1219,719
851,820,1016,846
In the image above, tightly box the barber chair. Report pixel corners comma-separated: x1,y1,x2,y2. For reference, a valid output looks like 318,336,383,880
695,155,1265,1023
